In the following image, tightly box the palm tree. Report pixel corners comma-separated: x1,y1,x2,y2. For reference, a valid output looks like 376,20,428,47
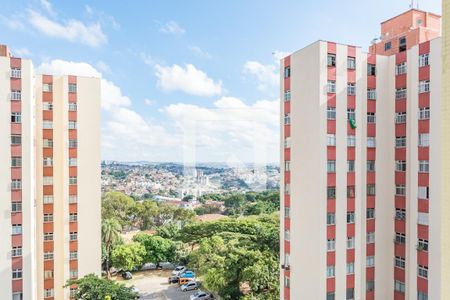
101,218,122,279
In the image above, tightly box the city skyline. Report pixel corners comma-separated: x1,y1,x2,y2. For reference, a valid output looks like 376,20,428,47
0,0,442,163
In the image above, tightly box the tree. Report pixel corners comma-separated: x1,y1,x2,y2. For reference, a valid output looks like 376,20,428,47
182,194,194,202
135,200,159,230
101,218,122,278
224,194,246,215
156,223,180,239
111,242,146,271
65,274,138,300
132,233,174,267
102,192,136,227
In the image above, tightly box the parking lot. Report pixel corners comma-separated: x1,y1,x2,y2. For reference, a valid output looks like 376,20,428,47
116,270,200,300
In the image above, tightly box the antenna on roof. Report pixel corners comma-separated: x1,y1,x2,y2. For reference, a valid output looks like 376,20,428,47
410,0,414,8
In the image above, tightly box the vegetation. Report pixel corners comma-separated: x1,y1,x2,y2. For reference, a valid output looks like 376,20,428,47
111,242,146,271
132,233,175,268
66,274,138,299
101,218,122,278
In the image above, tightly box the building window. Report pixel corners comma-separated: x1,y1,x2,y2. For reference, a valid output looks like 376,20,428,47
68,83,77,93
69,102,77,111
11,202,22,213
43,139,53,148
418,292,428,300
284,90,291,101
395,62,407,75
419,160,429,173
418,239,429,252
327,81,336,93
284,275,290,288
418,186,429,199
347,211,355,224
367,64,376,76
367,137,376,148
69,176,77,185
12,269,22,279
326,265,335,278
11,156,22,167
44,288,54,298
327,292,335,300
44,232,54,241
347,236,355,249
366,256,375,267
70,251,78,260
396,88,407,99
44,252,54,260
396,136,407,148
69,121,77,129
419,80,430,93
284,161,290,171
347,185,355,198
419,53,429,67
395,184,406,196
347,57,356,69
70,232,78,241
284,114,290,125
69,195,78,204
44,270,54,279
347,83,356,96
346,262,355,274
70,269,78,279
395,232,406,244
347,108,356,120
418,265,428,278
327,187,336,199
395,160,407,172
284,66,290,78
367,112,376,123
69,139,78,148
418,212,429,226
327,107,336,120
11,68,21,78
419,107,430,120
43,195,54,204
43,176,53,186
43,214,53,222
11,134,22,145
284,229,290,241
327,160,336,173
367,160,375,172
327,54,336,67
384,41,392,51
327,134,336,146
367,232,375,244
11,179,22,190
43,84,53,92
43,157,53,167
347,135,356,147
284,137,291,148
327,239,335,251
395,256,406,269
366,280,375,292
43,102,53,111
367,89,376,100
69,213,78,222
327,213,335,225
11,112,22,123
12,246,22,257
399,36,407,52
346,288,354,300
395,112,407,124
285,184,290,195
11,90,21,101
347,160,355,172
367,208,375,219
43,120,53,129
418,133,430,147
69,158,77,167
395,208,406,220
284,207,290,218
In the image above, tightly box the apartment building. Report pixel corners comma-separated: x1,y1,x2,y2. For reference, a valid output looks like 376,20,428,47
281,9,442,300
0,45,101,300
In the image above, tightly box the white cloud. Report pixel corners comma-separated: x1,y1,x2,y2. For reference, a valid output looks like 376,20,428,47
0,14,25,30
188,46,212,59
13,48,32,57
40,0,55,16
85,5,120,30
144,99,156,106
243,61,278,93
159,21,185,35
28,10,107,47
96,60,111,74
140,52,156,66
155,64,222,96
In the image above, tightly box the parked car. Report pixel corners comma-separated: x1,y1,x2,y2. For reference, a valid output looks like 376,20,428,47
172,265,186,276
180,270,195,278
168,275,179,284
179,277,194,285
181,281,199,292
122,271,133,280
190,291,214,300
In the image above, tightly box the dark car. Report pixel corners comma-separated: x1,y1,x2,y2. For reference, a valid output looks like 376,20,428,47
122,271,133,280
168,275,179,284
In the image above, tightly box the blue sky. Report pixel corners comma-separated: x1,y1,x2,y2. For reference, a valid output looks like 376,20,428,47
0,0,442,163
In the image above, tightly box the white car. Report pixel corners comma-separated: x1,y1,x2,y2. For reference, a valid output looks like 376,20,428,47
190,291,214,300
181,281,199,292
171,266,186,276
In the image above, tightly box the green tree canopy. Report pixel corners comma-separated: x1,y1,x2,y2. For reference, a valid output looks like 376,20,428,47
132,233,175,265
111,242,146,271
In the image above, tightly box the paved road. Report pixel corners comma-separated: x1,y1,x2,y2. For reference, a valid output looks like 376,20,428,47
118,269,199,300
